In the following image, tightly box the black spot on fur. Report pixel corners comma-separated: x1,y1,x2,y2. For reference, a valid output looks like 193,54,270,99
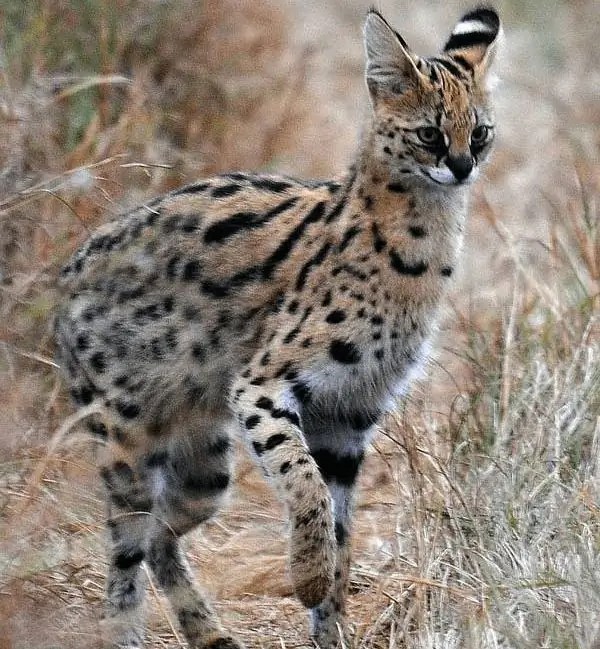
245,415,261,430
335,522,347,546
329,339,361,364
166,256,180,279
441,266,454,277
162,214,182,234
182,260,201,281
271,409,300,428
321,291,332,307
389,249,428,276
183,471,230,493
387,182,407,193
115,400,140,420
90,351,106,373
292,380,312,405
312,448,364,486
70,385,95,405
264,432,289,450
181,215,200,233
408,225,427,238
114,548,145,570
256,396,274,411
165,327,178,350
201,279,229,298
87,420,108,439
371,222,387,253
326,309,346,324
208,437,231,454
76,333,91,351
280,461,292,474
146,450,168,467
184,377,205,401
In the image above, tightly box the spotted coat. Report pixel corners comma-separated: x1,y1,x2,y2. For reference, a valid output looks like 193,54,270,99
54,7,501,648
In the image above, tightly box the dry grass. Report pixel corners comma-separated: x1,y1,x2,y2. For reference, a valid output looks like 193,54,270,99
1,0,599,647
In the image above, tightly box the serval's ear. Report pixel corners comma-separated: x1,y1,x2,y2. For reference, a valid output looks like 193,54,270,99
443,7,502,77
363,9,426,99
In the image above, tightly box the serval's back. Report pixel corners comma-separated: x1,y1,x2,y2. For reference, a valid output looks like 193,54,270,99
55,7,501,648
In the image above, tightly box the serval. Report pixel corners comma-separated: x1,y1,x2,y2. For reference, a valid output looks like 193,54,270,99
54,7,501,648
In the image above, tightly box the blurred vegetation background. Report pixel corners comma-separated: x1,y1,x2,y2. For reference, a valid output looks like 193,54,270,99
0,1,599,647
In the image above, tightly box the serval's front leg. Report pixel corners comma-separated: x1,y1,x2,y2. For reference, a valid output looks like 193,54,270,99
308,438,366,648
231,377,336,608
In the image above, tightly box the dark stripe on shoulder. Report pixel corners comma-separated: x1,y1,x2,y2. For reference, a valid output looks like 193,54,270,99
262,201,326,277
250,177,293,193
389,249,428,276
211,184,243,198
295,242,332,291
171,181,211,196
200,201,325,296
324,194,348,224
338,226,362,252
203,197,298,244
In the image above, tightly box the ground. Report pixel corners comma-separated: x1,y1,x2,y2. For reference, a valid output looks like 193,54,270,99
1,0,599,647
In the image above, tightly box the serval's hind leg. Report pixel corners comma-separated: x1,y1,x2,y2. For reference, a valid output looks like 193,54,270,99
146,417,245,649
98,426,157,648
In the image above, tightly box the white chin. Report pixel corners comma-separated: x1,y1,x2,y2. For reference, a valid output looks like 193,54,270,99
425,166,479,185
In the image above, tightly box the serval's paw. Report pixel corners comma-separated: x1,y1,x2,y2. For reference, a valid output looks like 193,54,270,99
199,634,246,649
311,610,349,649
100,613,145,648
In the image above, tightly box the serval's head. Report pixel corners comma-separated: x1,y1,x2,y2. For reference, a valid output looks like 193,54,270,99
364,7,501,187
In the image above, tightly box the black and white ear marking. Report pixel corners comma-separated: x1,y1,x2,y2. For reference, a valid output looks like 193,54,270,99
444,7,501,73
363,9,424,97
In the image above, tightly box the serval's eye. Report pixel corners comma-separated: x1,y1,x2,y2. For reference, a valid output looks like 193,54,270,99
416,127,444,147
471,125,490,146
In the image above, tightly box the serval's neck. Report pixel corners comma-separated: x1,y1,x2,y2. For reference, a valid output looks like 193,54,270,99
321,121,471,313
333,121,470,244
